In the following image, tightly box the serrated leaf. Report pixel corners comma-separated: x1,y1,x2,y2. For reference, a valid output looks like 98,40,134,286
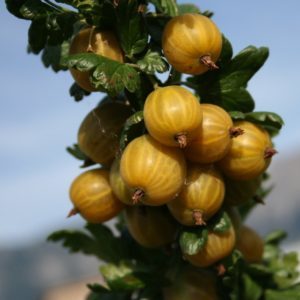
64,53,101,71
69,82,91,101
178,3,200,15
101,261,145,291
149,0,178,17
119,111,144,150
179,228,208,255
137,50,169,74
64,53,141,94
48,224,128,263
116,0,148,57
242,273,263,300
210,211,232,233
93,62,140,94
47,230,103,258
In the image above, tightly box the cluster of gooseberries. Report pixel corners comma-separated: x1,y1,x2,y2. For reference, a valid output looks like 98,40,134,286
67,13,277,298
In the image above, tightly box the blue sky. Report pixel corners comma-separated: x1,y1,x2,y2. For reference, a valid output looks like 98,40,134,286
1,0,300,248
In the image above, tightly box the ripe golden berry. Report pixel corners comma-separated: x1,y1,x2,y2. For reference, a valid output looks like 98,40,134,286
69,168,124,223
184,104,243,164
125,206,177,248
218,121,277,180
162,13,222,75
120,134,186,206
184,227,236,267
69,27,123,92
78,101,132,167
144,85,202,148
168,164,225,226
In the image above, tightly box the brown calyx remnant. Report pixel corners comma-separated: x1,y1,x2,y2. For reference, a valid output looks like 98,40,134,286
132,188,145,204
67,208,79,218
264,147,278,159
200,55,219,70
175,132,188,148
193,210,206,226
229,127,244,138
216,264,226,276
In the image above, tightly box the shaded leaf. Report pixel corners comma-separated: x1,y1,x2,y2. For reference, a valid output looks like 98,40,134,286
69,82,91,101
42,40,69,72
5,0,28,18
137,50,169,74
179,228,208,255
116,0,148,57
119,111,145,150
242,273,263,300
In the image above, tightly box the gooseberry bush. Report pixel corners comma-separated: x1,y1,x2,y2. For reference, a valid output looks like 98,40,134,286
6,0,300,299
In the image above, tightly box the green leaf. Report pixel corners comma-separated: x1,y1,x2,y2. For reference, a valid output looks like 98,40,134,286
64,53,141,94
178,3,200,15
149,0,179,17
188,44,269,112
265,230,287,245
210,211,232,233
179,228,208,255
242,273,263,300
137,50,169,74
218,35,234,68
119,111,145,151
48,223,128,263
69,82,91,102
93,62,140,94
101,261,145,291
47,229,104,258
116,0,148,57
230,111,284,133
265,284,300,300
